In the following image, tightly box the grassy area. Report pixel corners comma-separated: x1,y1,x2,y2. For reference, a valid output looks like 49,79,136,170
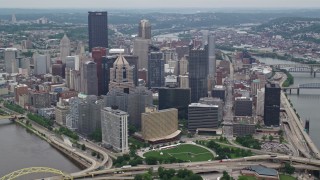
3,102,25,114
238,175,257,180
143,144,214,162
280,174,297,180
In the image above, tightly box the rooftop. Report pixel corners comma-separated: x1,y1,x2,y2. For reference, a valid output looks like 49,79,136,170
246,165,278,177
189,103,218,108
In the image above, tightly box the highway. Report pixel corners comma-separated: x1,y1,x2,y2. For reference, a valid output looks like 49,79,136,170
277,73,320,159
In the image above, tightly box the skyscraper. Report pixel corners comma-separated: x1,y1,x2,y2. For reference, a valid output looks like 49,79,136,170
92,47,107,95
188,46,209,103
208,35,216,92
101,107,129,153
109,55,135,93
138,19,151,39
148,52,165,88
133,38,150,70
88,11,108,52
81,61,98,96
60,34,71,63
264,83,281,126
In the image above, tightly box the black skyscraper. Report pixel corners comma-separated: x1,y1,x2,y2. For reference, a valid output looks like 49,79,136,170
189,46,209,102
264,83,281,126
88,11,108,52
148,52,165,88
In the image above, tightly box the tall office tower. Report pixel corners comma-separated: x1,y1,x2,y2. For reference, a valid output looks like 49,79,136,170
207,35,216,92
148,52,165,88
179,56,188,75
264,83,281,126
101,107,129,153
77,95,101,136
158,87,191,119
256,88,265,117
34,54,50,75
88,11,108,52
133,38,150,70
66,97,81,130
162,48,177,63
60,34,71,63
188,46,208,103
176,46,189,60
4,48,17,74
138,19,151,39
124,55,139,86
188,103,219,132
109,55,135,92
81,61,98,96
52,63,66,78
92,47,107,95
199,97,223,122
65,56,78,70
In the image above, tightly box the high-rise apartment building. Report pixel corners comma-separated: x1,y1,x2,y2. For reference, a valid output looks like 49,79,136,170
189,46,208,102
148,52,165,88
138,19,151,39
101,107,129,153
264,83,281,126
81,61,98,96
88,11,108,52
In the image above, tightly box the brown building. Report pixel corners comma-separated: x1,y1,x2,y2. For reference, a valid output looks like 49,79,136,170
60,90,78,99
14,84,28,103
141,108,180,143
52,63,66,78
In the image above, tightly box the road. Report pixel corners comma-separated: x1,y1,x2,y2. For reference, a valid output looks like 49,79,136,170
222,53,234,138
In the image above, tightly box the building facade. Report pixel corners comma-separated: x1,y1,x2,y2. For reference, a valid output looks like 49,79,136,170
189,46,208,102
81,61,98,96
234,97,253,116
264,83,281,126
60,34,71,63
148,52,165,88
101,107,129,153
141,108,179,142
188,103,219,132
256,88,265,116
88,11,108,52
138,19,151,39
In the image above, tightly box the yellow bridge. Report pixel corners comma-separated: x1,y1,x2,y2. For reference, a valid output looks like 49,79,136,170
0,115,25,121
0,167,73,180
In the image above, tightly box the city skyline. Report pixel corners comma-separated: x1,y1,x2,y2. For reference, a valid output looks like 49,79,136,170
1,0,320,9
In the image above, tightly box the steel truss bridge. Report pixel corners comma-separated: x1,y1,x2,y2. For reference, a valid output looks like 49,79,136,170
0,167,72,180
273,64,320,77
282,83,320,94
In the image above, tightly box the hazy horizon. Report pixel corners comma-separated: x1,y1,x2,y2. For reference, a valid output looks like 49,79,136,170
0,0,320,9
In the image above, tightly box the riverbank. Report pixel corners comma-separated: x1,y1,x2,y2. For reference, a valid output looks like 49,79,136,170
14,120,87,169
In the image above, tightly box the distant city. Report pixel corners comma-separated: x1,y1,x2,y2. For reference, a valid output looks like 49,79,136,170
0,7,320,180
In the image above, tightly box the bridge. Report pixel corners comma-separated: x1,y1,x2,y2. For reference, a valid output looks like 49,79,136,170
273,64,320,77
282,83,320,95
0,115,25,121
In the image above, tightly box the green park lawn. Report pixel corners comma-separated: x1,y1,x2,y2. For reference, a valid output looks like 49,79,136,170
279,174,297,180
143,144,214,162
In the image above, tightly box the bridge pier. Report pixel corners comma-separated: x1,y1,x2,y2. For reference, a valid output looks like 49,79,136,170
289,89,292,94
297,88,300,95
314,72,316,78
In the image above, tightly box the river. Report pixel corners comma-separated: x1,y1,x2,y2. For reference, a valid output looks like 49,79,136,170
0,120,81,179
256,56,320,149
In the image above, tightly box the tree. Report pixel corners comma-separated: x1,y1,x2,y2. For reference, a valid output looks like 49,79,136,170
177,169,193,178
221,171,232,180
81,144,86,151
91,151,97,156
278,130,284,136
262,135,267,142
187,174,203,180
269,135,274,142
284,162,295,175
145,156,157,165
97,153,101,159
279,135,284,144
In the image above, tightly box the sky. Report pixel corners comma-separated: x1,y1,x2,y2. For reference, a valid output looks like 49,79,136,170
0,0,320,9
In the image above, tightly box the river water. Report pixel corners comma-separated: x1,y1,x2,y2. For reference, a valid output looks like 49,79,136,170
256,57,320,149
0,120,81,178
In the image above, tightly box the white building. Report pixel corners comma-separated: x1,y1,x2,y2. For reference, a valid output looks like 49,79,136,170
256,88,265,116
101,107,129,153
4,48,17,74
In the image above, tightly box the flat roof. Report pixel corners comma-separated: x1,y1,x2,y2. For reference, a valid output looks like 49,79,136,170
247,165,278,176
189,103,218,108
